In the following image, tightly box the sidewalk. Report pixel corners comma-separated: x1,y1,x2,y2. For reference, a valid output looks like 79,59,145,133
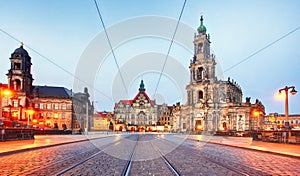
0,132,116,155
179,135,300,159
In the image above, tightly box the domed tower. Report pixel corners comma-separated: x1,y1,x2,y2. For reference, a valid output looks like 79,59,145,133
191,15,216,84
6,43,34,96
186,16,217,106
184,16,219,132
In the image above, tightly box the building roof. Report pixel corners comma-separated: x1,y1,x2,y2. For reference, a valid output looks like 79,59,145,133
13,45,29,57
197,15,207,34
115,80,156,107
0,83,8,89
94,111,114,118
33,85,71,98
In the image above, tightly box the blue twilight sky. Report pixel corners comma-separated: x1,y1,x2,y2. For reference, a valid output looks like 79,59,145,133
0,0,300,114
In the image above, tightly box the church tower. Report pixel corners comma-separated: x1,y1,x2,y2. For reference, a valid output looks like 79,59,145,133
6,43,34,109
183,16,220,133
6,43,33,95
186,16,217,107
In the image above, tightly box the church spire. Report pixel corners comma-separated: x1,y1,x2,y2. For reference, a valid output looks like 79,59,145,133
139,80,146,92
197,15,207,34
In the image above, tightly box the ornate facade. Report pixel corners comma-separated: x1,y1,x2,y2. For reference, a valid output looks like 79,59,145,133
114,80,158,132
1,44,93,131
113,16,266,134
176,16,265,134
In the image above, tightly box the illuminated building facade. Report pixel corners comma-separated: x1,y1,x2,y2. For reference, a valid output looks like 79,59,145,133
2,44,93,130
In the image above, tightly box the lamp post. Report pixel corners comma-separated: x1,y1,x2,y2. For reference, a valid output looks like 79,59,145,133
279,86,297,129
27,108,35,128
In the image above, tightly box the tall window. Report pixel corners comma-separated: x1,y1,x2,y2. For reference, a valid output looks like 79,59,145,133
47,104,51,109
40,104,44,109
61,113,66,119
196,67,204,81
198,90,204,100
197,43,203,53
62,103,67,110
54,104,59,110
13,100,18,108
15,79,21,90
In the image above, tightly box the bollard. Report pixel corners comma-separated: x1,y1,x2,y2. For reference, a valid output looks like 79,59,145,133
1,127,5,142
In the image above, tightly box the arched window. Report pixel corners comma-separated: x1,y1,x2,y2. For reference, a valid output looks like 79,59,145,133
198,90,204,100
197,43,203,53
197,67,204,81
14,79,21,90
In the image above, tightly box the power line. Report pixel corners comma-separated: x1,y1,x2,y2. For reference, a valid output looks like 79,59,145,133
223,26,300,73
93,0,129,99
153,0,187,98
0,27,113,102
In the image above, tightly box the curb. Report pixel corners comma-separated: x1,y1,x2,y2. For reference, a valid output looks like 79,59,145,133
186,137,300,159
0,135,114,156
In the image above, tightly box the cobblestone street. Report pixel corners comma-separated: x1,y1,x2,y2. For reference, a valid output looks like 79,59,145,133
0,134,299,175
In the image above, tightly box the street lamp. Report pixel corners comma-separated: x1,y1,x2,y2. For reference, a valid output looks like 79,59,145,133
279,86,297,129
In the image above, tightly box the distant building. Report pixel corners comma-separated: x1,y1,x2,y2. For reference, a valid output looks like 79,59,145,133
114,80,158,132
93,111,114,131
265,113,300,130
1,44,93,131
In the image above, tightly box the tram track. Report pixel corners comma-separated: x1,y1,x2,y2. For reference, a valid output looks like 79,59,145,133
123,134,180,176
21,134,131,175
156,135,270,176
52,134,181,176
54,134,138,176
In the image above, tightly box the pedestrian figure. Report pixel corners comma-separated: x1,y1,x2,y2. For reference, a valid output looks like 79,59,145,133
283,131,287,143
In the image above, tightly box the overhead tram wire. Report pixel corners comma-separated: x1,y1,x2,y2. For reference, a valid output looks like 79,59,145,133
93,0,129,99
153,0,187,98
0,28,113,102
223,26,300,73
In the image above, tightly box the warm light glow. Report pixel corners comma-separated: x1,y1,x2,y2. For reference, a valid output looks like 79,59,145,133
253,111,260,116
12,112,18,117
2,89,13,96
54,113,58,118
27,109,35,115
275,92,285,101
32,119,38,123
196,125,202,130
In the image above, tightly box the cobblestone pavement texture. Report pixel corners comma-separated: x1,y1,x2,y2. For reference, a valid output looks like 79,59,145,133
129,134,176,175
0,133,299,175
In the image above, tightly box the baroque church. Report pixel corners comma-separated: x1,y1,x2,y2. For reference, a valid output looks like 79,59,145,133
113,16,265,134
175,16,265,133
